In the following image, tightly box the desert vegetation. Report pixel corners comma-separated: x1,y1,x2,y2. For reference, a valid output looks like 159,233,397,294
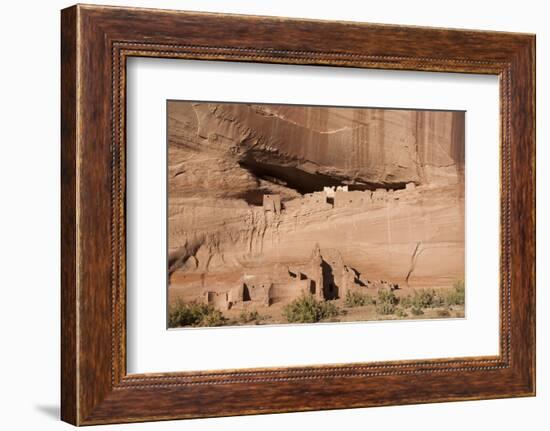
376,288,399,315
393,280,465,319
168,280,465,327
344,290,375,307
167,101,465,327
168,301,227,328
169,301,271,328
283,295,343,323
238,309,267,325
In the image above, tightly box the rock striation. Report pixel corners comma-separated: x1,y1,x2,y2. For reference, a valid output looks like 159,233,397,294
167,101,465,319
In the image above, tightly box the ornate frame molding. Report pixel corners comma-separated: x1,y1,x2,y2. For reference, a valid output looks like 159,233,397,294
61,5,535,425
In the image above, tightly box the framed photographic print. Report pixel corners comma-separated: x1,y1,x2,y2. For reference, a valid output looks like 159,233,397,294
61,4,536,425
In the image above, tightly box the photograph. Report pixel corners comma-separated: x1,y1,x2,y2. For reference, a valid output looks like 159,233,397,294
167,101,466,327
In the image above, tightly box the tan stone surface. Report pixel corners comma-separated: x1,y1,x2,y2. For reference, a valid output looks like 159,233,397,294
167,101,465,325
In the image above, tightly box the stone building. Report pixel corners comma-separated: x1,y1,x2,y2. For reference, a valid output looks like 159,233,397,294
203,291,232,311
405,182,416,191
334,190,372,208
372,188,389,202
302,191,333,209
201,244,397,312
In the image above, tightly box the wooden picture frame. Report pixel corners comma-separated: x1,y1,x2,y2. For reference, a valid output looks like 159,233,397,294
61,4,535,425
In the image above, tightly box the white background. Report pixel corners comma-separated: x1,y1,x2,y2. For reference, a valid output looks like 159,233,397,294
127,59,500,373
0,0,547,430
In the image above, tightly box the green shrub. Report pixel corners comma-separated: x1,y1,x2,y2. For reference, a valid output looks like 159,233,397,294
404,289,447,309
376,302,396,315
401,281,465,311
200,309,227,326
400,295,413,308
344,290,374,307
433,294,446,307
444,280,465,306
283,295,342,323
168,300,227,327
376,288,398,315
412,289,437,308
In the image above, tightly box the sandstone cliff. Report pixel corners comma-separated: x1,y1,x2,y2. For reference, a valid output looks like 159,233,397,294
167,101,465,308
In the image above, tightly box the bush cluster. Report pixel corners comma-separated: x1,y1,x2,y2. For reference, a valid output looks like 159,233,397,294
400,280,465,311
374,279,464,317
445,280,465,306
344,290,374,307
283,294,342,323
168,301,226,328
375,288,398,315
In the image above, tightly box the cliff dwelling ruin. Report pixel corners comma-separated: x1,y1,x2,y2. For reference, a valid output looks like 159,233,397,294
167,101,466,327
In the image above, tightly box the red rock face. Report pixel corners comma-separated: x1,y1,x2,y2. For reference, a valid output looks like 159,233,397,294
167,101,465,326
169,102,463,189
